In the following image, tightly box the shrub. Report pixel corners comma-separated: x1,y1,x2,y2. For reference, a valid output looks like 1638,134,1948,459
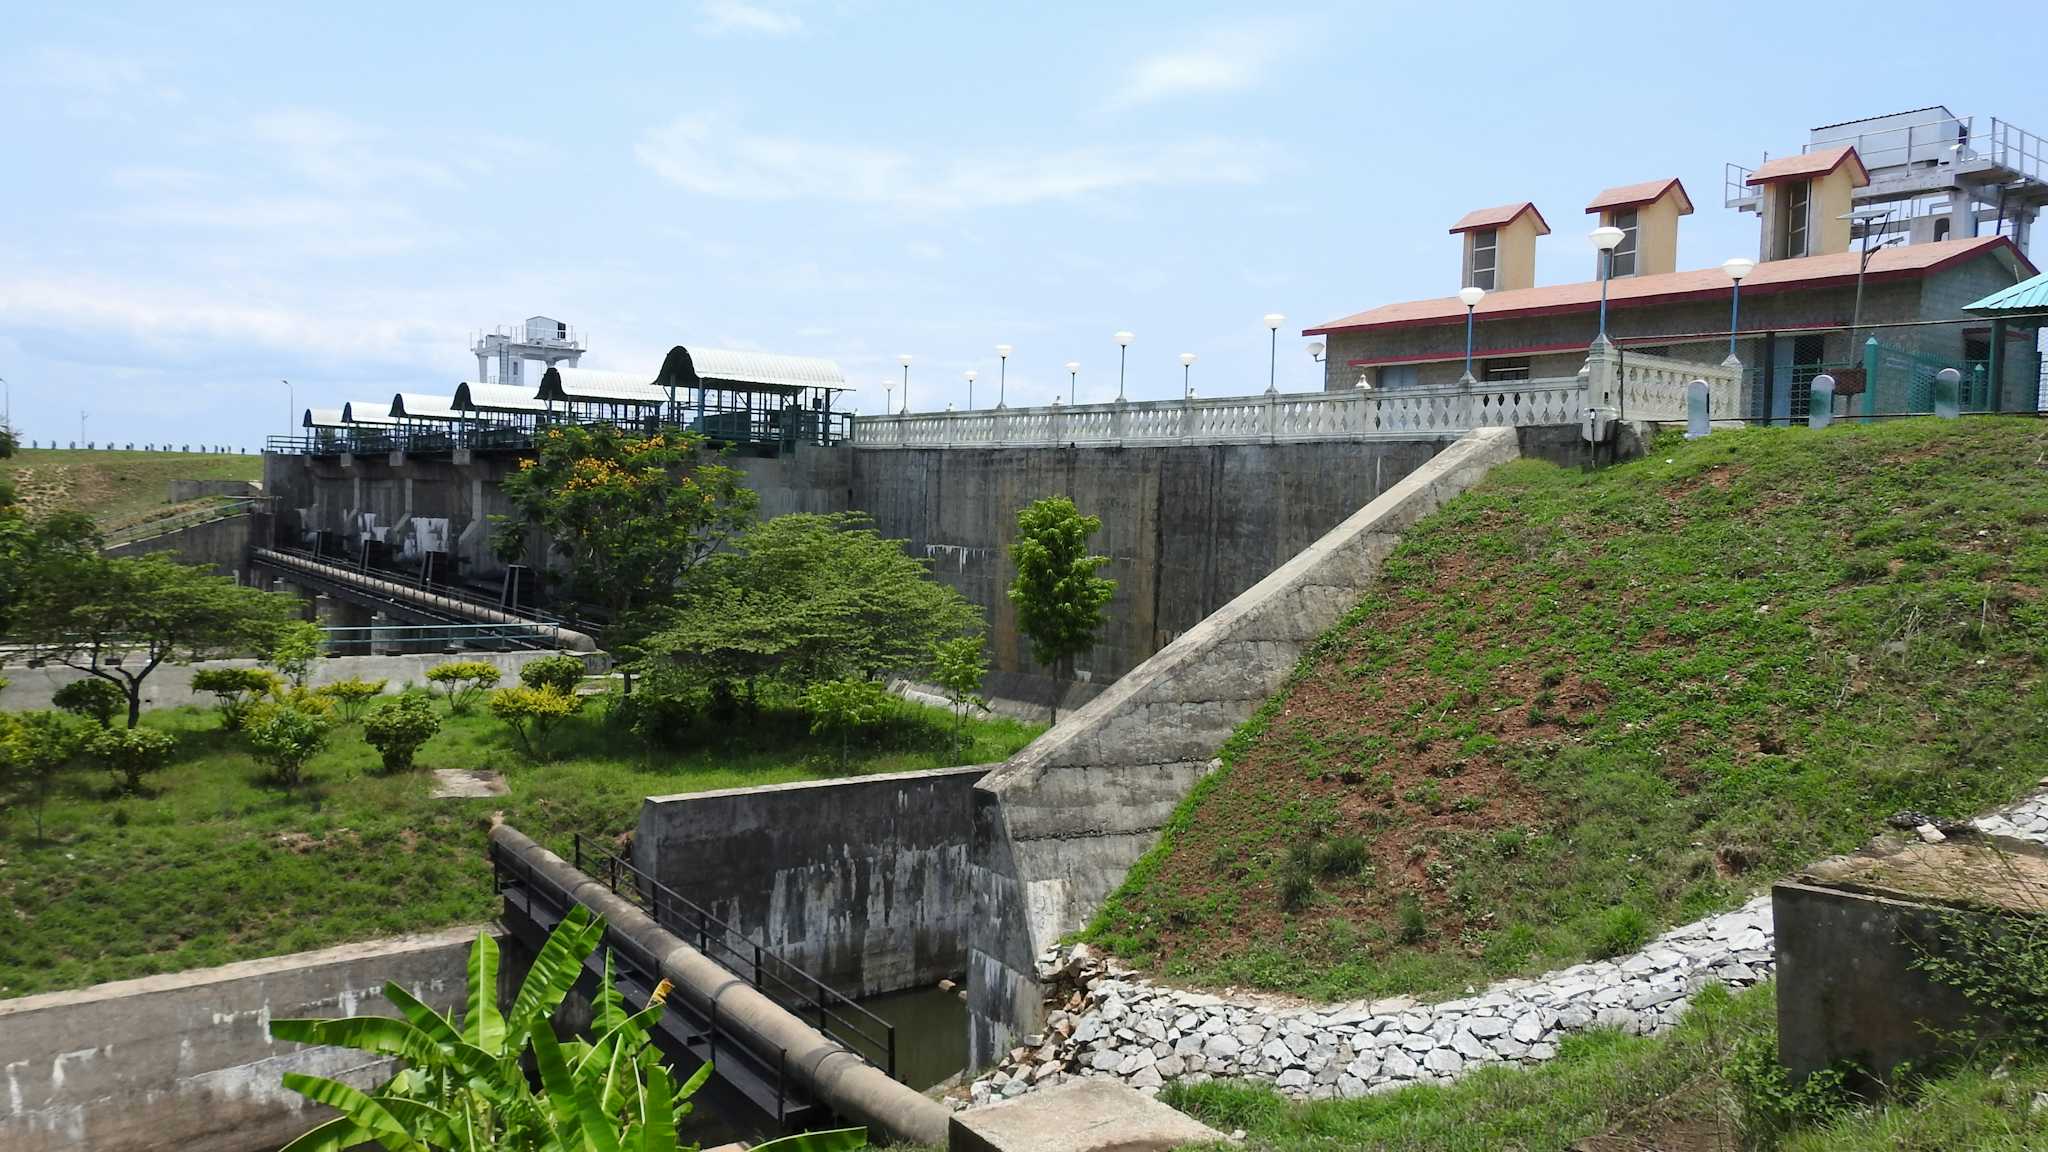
1727,1034,1859,1145
518,653,587,696
1591,904,1653,958
1275,842,1319,912
488,685,582,761
314,677,388,723
247,705,333,790
1314,834,1371,878
190,667,279,732
1911,902,2048,1049
267,621,324,689
88,725,177,795
52,678,125,728
361,693,441,772
1,711,88,838
1396,892,1430,944
427,660,501,714
802,677,894,766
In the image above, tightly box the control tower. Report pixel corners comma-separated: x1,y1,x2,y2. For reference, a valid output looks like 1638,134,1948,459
472,317,585,389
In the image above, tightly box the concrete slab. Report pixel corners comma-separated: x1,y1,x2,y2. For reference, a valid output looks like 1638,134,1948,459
431,768,508,798
948,1080,1229,1152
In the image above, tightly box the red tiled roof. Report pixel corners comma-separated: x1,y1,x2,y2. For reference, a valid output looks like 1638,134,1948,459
1746,145,1870,187
1448,202,1550,236
1585,177,1693,215
1304,236,2032,337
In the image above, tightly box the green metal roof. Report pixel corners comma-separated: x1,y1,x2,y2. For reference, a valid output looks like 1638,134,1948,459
1964,271,2048,316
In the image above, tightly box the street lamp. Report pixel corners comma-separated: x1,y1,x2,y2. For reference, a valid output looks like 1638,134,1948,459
1721,258,1754,364
1114,332,1133,400
884,377,894,415
1589,226,1625,342
1065,360,1080,406
995,344,1012,408
1456,286,1486,383
1179,352,1197,398
964,369,977,409
897,354,913,414
281,378,293,443
1306,341,1325,363
1263,313,1285,393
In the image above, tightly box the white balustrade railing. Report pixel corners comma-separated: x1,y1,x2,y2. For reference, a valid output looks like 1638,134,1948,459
1615,351,1743,422
851,377,1600,449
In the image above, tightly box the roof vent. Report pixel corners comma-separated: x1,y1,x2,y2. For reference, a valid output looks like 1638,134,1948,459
1449,202,1549,292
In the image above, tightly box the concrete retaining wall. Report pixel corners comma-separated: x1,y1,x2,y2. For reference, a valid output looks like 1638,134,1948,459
0,649,571,714
964,427,1525,1065
168,479,262,501
0,926,494,1152
104,513,254,581
633,766,987,999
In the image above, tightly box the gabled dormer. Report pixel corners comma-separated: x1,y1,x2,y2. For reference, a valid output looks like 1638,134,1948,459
1745,146,1871,261
1585,178,1692,278
1449,202,1550,292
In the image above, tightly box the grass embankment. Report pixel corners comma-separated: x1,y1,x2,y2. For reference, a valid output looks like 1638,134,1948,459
1164,983,2048,1152
1089,417,2048,1001
1,447,262,534
0,699,1040,998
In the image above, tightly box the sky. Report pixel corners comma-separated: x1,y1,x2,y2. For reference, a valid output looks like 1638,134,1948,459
3,0,2042,449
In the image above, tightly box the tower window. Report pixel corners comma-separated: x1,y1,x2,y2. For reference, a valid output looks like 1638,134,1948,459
1608,209,1639,277
1469,229,1497,291
1780,181,1810,259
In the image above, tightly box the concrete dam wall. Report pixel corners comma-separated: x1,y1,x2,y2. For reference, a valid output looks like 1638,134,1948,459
265,437,1457,705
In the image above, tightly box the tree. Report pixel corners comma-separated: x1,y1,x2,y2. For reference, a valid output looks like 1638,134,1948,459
316,677,390,723
930,635,989,753
52,677,126,728
518,653,587,695
191,667,281,731
0,509,99,636
427,660,501,715
361,693,440,772
14,554,300,727
489,685,582,761
639,513,983,694
496,424,758,640
1,711,87,839
247,704,333,791
87,725,177,795
267,907,865,1152
1007,496,1116,722
268,621,325,689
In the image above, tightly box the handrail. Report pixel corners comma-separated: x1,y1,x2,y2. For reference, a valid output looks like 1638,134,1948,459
571,834,898,1080
103,497,268,546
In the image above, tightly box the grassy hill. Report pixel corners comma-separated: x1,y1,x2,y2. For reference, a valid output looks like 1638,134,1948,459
1,448,263,535
1087,417,2048,1002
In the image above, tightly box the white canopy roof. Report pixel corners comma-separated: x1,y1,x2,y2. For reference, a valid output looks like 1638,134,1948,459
678,347,845,391
340,401,399,426
453,381,550,414
303,407,349,429
390,392,463,421
537,366,667,406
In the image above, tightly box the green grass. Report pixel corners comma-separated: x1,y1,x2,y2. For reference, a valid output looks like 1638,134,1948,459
0,697,1039,998
1,447,262,531
1088,418,2048,1001
1159,983,2048,1151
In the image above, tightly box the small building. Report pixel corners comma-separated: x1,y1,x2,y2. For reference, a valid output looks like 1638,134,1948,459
1308,109,2046,422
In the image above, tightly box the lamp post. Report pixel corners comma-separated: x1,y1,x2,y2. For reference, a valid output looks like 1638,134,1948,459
1065,361,1080,406
1721,258,1754,364
995,344,1012,408
1456,286,1486,383
1179,352,1197,398
281,378,293,442
1114,333,1133,400
1589,226,1625,343
1306,341,1325,363
897,354,912,414
963,369,977,409
884,378,893,415
1263,313,1285,393
80,411,88,447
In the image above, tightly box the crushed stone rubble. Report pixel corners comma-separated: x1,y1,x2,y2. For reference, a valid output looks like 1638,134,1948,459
960,789,2048,1109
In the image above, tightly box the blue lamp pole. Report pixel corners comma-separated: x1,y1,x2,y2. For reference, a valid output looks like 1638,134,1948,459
1722,258,1754,361
1457,286,1486,382
1589,226,1624,342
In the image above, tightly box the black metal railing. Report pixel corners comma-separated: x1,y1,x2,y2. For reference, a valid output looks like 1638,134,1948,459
570,834,898,1081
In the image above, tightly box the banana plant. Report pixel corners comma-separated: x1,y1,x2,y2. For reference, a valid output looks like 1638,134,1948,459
268,907,867,1152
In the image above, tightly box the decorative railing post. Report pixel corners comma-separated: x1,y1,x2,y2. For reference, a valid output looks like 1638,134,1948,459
1261,390,1277,443
1180,396,1195,444
1581,338,1621,441
1113,398,1129,445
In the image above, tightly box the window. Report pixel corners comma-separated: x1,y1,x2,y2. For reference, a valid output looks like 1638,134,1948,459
1780,181,1810,259
1482,359,1530,382
1608,209,1639,277
1469,229,1497,291
1377,364,1420,389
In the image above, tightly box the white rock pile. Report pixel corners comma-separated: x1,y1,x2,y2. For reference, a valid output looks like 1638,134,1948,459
964,788,2048,1109
968,898,1773,1105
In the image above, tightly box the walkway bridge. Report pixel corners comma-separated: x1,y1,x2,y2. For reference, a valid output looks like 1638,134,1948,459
487,825,949,1146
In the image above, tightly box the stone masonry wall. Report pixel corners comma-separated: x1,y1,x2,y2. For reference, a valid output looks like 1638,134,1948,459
964,427,1526,1067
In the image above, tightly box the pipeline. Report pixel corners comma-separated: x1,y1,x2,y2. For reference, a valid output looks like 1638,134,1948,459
488,825,950,1146
251,548,598,652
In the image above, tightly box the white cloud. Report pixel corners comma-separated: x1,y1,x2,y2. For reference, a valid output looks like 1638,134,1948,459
636,114,1268,210
698,1,804,36
17,44,182,117
1114,17,1310,107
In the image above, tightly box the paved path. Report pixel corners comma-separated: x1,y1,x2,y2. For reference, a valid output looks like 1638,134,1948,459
965,789,2048,1107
